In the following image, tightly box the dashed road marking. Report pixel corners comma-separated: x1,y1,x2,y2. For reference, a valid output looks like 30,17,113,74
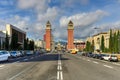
57,53,63,80
13,61,20,63
103,64,113,69
0,65,4,68
93,61,99,64
57,71,60,80
60,71,63,80
112,63,120,66
87,59,91,62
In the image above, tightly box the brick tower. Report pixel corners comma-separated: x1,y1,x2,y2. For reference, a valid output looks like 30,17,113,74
45,21,51,51
67,20,75,50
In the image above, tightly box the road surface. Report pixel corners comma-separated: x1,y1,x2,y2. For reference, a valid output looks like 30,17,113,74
0,52,120,80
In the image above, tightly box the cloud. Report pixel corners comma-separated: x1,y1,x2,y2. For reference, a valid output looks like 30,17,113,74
56,10,109,40
38,7,59,22
17,0,59,39
64,0,89,6
60,10,108,27
99,21,120,31
17,0,48,13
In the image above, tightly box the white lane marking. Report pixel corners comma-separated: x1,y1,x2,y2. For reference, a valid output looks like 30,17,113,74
13,61,20,63
57,71,60,80
112,63,120,66
103,64,113,69
87,59,91,62
60,65,62,70
0,65,4,68
57,65,60,70
93,61,99,64
60,71,63,80
8,64,35,80
57,53,63,80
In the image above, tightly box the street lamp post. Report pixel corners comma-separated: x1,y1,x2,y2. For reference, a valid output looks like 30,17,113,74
94,27,101,52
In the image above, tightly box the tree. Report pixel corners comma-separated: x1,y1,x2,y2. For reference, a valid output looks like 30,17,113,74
116,31,120,52
26,38,29,50
101,35,105,52
5,32,9,50
2,41,5,49
116,31,119,53
109,29,114,53
10,33,18,50
85,41,94,52
29,40,34,50
24,38,28,50
113,33,117,53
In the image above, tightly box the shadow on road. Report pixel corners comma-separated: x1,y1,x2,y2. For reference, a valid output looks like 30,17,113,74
0,53,69,64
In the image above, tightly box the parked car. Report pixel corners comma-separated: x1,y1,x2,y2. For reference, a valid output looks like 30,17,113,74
25,51,34,56
19,51,25,56
10,51,21,58
98,54,106,60
92,53,98,58
87,52,93,57
103,54,118,62
0,51,11,61
71,49,77,54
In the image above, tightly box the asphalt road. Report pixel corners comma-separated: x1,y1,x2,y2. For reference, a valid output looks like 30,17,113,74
0,52,120,80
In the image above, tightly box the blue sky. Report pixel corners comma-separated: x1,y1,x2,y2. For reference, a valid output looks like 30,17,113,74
0,0,120,41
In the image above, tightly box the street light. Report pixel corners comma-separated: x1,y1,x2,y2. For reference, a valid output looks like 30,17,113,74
94,27,101,52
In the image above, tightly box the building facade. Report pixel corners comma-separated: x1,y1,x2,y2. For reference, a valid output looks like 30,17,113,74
74,39,86,51
6,24,26,49
0,31,6,49
86,29,120,52
34,40,45,50
67,21,75,50
93,32,108,51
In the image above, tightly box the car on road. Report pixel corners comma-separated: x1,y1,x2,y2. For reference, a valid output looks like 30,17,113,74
25,51,34,56
19,51,25,56
98,54,106,60
0,51,11,61
103,54,118,62
10,51,21,58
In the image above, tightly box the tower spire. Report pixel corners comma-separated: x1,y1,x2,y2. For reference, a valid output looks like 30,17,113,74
46,21,51,29
68,20,74,30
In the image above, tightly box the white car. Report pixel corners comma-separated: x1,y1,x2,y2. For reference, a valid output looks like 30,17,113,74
10,51,21,58
0,51,11,61
103,54,118,62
